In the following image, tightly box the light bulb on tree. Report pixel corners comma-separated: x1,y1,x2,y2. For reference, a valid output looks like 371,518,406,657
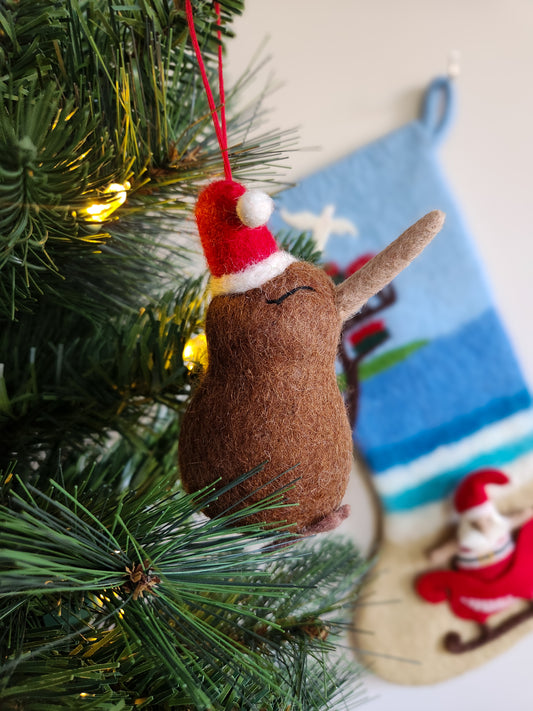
182,333,208,372
83,181,131,222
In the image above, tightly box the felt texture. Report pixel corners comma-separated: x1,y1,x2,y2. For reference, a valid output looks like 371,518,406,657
271,77,533,536
271,75,533,682
180,178,443,532
414,468,533,628
453,467,509,517
335,211,444,322
236,189,274,228
415,523,533,624
196,180,279,280
351,491,533,684
347,468,533,683
179,261,353,531
210,250,296,297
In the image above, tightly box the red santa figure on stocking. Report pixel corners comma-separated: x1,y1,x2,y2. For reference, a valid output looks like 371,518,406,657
416,468,533,653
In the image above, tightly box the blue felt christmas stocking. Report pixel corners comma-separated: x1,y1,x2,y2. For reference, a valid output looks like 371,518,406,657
272,77,533,684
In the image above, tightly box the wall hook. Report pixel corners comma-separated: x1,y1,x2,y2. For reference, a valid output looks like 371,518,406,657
447,49,461,79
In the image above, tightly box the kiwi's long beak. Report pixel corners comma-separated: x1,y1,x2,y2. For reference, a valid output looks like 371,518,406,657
335,210,445,323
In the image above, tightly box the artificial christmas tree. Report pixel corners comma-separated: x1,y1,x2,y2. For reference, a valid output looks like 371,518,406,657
0,2,371,708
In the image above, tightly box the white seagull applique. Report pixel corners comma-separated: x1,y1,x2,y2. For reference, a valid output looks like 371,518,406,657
280,204,358,251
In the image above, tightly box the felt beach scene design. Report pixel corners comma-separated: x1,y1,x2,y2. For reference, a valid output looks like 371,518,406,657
272,76,533,684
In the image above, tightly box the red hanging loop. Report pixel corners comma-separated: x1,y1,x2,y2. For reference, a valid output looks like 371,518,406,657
185,0,232,180
214,2,228,149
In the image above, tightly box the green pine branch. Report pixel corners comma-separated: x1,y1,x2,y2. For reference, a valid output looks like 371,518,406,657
1,456,368,710
0,278,206,473
0,0,294,320
0,3,370,709
0,232,320,474
278,230,324,265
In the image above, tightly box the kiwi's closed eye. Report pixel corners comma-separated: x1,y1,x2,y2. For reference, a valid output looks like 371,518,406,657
265,286,316,305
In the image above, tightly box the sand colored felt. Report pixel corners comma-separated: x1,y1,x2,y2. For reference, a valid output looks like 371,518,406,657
353,473,533,685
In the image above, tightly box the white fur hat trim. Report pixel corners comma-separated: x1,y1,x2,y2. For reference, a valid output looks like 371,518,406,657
459,500,497,521
209,251,297,297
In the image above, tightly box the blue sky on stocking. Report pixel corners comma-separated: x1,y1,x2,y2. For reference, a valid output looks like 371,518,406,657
271,77,533,516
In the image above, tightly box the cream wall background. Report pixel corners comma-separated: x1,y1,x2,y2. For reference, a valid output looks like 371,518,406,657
226,1,533,709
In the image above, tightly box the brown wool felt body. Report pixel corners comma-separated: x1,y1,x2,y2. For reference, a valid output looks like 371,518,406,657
179,206,445,533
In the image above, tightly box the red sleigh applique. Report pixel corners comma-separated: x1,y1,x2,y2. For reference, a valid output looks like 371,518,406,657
415,468,533,652
417,517,533,618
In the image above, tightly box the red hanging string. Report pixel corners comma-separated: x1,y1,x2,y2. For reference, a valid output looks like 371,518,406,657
214,2,227,149
185,0,232,180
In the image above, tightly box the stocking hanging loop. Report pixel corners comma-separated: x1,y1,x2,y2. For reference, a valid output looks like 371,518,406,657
420,76,456,146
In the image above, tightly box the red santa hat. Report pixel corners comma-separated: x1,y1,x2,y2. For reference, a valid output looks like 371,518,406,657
453,468,510,521
194,179,296,296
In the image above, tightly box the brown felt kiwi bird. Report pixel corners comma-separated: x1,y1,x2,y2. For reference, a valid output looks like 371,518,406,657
179,179,444,534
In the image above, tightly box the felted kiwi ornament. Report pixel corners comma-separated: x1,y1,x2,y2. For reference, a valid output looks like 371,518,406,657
179,1,444,533
178,178,445,534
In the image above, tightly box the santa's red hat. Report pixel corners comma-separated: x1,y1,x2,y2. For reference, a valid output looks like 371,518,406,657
195,179,296,296
453,468,510,520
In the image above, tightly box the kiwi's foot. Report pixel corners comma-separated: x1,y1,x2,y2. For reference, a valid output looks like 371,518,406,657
301,504,351,536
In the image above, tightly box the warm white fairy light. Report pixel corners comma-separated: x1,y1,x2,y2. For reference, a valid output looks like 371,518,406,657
182,333,208,371
84,181,131,222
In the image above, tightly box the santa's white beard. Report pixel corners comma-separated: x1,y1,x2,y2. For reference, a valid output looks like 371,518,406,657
457,513,511,558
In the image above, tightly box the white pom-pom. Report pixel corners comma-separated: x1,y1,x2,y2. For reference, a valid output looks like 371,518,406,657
236,189,274,228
